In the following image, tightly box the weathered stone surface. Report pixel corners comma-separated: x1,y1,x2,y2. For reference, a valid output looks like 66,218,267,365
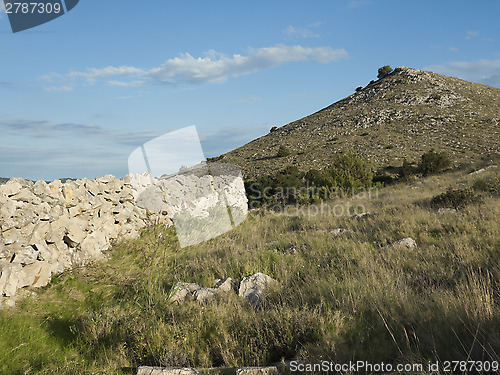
391,237,417,249
0,262,22,297
12,245,39,265
0,241,7,259
80,230,108,260
33,180,49,196
136,367,200,375
62,181,78,207
1,181,23,196
11,189,41,204
169,282,203,303
65,218,88,247
214,277,238,293
135,366,280,375
236,367,279,375
194,288,217,304
2,227,21,245
136,185,167,212
239,273,276,307
18,261,51,288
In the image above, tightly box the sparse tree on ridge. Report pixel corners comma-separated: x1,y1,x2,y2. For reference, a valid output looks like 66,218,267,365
377,65,392,79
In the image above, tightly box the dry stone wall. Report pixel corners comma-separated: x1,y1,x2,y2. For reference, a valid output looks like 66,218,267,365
0,167,248,307
0,175,159,307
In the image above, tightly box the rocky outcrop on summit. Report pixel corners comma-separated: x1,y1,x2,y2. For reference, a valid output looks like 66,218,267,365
222,66,500,178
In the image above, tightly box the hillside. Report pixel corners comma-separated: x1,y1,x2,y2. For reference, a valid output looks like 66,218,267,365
221,66,500,178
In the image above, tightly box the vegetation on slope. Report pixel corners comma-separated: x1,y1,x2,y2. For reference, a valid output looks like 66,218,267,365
0,162,498,374
221,66,500,179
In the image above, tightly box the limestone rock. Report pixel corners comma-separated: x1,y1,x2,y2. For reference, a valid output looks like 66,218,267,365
0,262,22,297
1,180,22,196
214,277,238,293
136,367,200,375
239,273,276,307
18,261,51,288
65,218,88,247
12,245,39,265
193,287,217,304
236,367,279,375
169,282,203,303
80,230,109,260
62,181,78,207
0,241,8,259
391,237,417,249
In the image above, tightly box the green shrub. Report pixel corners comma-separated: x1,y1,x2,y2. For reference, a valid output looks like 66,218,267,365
473,175,500,195
430,188,481,209
246,152,373,207
399,159,413,180
269,126,278,133
419,149,451,175
276,145,290,158
377,65,392,79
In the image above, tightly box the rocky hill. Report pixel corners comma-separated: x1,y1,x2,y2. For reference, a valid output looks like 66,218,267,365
221,66,500,178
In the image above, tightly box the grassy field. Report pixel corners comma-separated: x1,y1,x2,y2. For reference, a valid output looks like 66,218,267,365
0,166,498,374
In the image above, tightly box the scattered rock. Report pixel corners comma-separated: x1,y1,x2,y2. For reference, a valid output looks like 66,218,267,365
169,282,204,303
469,165,497,175
213,277,238,293
136,368,200,375
236,367,279,375
437,208,457,214
317,228,347,237
391,237,417,249
239,273,276,307
193,288,217,304
353,212,371,219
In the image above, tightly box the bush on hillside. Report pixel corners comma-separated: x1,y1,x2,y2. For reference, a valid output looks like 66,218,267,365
430,188,481,209
246,152,373,207
419,149,451,175
377,65,392,79
276,145,291,157
399,159,413,180
473,175,500,195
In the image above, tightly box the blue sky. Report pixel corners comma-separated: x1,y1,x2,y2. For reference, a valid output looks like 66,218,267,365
1,0,499,181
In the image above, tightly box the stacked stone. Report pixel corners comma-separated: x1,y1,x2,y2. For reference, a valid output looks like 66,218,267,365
0,175,153,302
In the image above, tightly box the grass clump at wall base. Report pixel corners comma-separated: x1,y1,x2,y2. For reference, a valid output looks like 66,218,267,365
0,165,498,374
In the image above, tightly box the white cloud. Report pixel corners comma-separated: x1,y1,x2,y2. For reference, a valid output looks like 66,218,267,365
465,30,479,40
44,85,73,92
44,45,348,87
283,25,319,39
68,66,145,83
448,46,459,53
348,0,371,8
425,58,500,87
107,80,148,87
233,96,261,104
